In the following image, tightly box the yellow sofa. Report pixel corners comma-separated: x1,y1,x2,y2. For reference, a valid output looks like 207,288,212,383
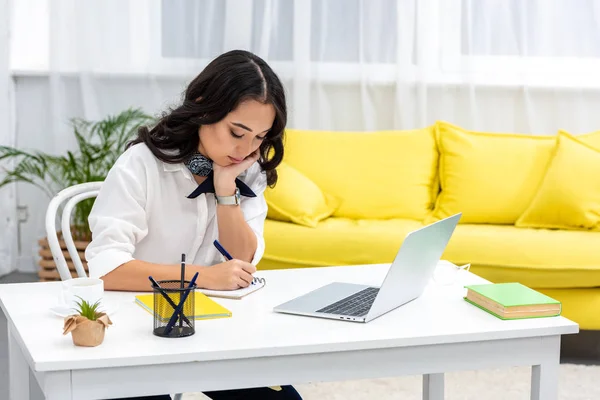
258,121,600,330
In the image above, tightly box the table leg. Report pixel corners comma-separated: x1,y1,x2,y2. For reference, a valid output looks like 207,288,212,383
423,373,444,400
8,325,29,400
40,371,72,400
530,335,560,400
531,363,559,400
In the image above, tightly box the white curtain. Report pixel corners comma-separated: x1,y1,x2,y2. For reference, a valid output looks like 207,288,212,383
0,0,17,276
5,0,600,273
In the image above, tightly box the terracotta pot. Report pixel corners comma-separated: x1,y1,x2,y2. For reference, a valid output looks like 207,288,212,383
63,313,112,347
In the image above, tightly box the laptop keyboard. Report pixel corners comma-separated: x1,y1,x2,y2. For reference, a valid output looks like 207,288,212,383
316,287,380,317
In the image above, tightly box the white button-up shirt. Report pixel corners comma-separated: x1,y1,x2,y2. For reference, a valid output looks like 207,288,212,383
85,143,268,278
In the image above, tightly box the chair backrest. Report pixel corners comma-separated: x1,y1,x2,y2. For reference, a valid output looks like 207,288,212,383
45,182,102,281
45,181,185,400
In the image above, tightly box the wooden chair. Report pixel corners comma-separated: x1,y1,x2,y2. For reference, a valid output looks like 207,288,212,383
45,182,102,280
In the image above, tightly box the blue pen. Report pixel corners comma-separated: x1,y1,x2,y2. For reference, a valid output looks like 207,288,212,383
213,239,233,261
163,272,199,335
213,240,261,286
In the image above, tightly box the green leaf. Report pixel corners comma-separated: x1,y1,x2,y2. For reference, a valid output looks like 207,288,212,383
72,296,102,321
0,107,156,234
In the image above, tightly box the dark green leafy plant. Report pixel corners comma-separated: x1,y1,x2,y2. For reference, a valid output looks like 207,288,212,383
73,296,102,321
0,108,154,241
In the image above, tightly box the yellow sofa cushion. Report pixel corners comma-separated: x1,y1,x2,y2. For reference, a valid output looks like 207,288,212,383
562,128,600,149
259,218,425,270
516,132,600,231
430,121,556,224
442,223,600,289
264,162,340,228
283,127,438,220
261,218,600,288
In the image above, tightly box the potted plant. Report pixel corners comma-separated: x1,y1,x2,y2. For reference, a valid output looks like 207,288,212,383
0,108,154,280
62,297,112,347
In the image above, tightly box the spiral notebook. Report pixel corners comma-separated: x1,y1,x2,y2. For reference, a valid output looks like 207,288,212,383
198,277,266,300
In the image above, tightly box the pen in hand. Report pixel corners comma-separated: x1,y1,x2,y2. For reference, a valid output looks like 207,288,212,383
213,239,233,261
213,240,260,286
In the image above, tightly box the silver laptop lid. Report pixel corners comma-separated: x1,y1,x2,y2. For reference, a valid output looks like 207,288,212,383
365,213,461,322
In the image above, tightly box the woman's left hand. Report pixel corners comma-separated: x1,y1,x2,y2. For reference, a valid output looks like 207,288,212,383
213,150,260,196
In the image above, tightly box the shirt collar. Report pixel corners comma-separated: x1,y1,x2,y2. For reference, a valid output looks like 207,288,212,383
161,161,194,182
161,160,250,179
162,162,182,172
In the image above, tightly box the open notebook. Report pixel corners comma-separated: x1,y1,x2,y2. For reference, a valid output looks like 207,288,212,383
198,277,266,300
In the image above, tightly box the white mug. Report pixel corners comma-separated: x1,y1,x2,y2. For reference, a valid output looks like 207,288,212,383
60,277,104,311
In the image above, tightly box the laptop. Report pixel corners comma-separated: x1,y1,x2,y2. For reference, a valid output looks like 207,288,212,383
273,213,462,323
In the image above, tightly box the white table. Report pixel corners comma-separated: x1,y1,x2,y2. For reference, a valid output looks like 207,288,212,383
0,263,578,400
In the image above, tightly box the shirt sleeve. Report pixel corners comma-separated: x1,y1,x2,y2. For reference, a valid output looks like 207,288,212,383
240,163,269,266
85,151,149,278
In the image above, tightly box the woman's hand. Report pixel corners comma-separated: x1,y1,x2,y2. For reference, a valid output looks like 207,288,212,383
201,259,257,290
213,150,260,196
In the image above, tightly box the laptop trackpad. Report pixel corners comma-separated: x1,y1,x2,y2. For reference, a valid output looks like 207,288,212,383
275,282,370,313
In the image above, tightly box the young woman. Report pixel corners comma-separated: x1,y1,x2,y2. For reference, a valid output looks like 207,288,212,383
85,50,302,400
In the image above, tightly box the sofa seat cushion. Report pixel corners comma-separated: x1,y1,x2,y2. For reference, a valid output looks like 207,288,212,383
260,217,425,270
261,217,600,289
261,218,600,290
536,288,600,330
443,224,600,289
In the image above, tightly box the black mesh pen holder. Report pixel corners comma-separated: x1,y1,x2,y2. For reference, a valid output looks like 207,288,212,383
152,280,196,338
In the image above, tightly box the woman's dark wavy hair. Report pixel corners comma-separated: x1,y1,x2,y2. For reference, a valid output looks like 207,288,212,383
128,50,287,186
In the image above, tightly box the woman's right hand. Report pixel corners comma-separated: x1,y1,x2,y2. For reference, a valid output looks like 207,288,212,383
201,259,257,290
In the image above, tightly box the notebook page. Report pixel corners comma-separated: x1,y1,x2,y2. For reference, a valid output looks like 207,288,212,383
198,280,265,299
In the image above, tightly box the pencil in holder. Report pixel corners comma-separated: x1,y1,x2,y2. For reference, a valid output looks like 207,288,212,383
152,279,196,338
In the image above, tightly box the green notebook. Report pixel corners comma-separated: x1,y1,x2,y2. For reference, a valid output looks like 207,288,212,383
464,282,561,320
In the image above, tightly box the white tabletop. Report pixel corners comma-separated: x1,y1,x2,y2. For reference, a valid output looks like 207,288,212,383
0,263,578,372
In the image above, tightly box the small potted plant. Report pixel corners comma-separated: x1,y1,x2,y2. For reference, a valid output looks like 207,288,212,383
63,297,112,347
